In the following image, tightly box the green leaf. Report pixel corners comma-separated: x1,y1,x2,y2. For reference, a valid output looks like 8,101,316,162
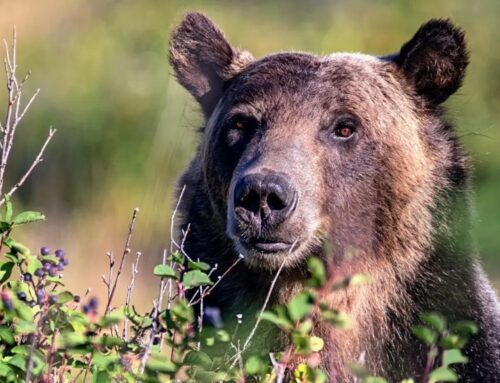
0,326,15,345
15,301,34,322
442,349,468,366
6,354,26,372
245,355,268,375
349,273,372,287
307,256,326,287
287,292,313,322
153,264,177,279
429,366,458,383
216,329,230,342
169,299,194,324
27,258,43,275
348,362,369,378
183,350,212,370
0,221,11,233
260,311,293,330
100,308,125,327
297,318,313,334
412,325,437,345
11,345,30,355
145,353,177,374
421,313,446,333
321,309,351,329
13,319,36,334
187,260,211,271
451,321,479,337
7,240,30,255
170,251,185,264
93,370,111,383
56,291,75,304
310,336,324,352
0,361,13,377
12,211,45,226
182,270,213,289
365,378,389,383
0,262,14,284
440,334,466,349
42,255,59,264
99,335,125,348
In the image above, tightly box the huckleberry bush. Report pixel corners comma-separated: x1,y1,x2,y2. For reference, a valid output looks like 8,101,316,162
0,30,476,383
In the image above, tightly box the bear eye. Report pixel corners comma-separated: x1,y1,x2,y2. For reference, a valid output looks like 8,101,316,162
230,116,258,131
226,115,259,148
332,117,358,140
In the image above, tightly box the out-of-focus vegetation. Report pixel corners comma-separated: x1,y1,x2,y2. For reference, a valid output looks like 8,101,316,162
0,0,498,308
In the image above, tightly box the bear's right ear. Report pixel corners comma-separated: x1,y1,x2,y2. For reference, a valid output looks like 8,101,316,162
392,19,468,105
169,12,253,117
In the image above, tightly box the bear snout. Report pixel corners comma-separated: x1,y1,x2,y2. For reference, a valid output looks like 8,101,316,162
230,172,299,253
233,172,298,227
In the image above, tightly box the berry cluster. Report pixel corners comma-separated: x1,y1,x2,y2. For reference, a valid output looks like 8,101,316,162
18,246,71,307
82,296,98,315
32,246,69,279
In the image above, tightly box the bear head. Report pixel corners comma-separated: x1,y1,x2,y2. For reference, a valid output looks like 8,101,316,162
169,13,469,272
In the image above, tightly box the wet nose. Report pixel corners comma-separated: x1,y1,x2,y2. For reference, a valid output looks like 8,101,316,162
233,173,297,227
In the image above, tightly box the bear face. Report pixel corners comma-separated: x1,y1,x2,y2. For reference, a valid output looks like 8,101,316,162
170,14,468,272
169,14,500,381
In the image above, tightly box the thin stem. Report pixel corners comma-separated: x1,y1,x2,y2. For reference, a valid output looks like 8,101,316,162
104,207,139,315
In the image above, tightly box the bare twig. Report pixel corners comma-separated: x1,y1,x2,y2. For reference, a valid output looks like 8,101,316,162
138,299,160,374
0,127,56,205
104,207,139,315
170,185,186,254
124,251,142,340
189,255,243,306
0,27,54,203
24,333,37,383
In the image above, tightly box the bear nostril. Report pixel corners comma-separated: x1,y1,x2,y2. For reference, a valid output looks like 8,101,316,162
267,192,287,211
238,189,261,214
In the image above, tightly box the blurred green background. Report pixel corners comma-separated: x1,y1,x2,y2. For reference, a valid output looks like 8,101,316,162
0,0,498,309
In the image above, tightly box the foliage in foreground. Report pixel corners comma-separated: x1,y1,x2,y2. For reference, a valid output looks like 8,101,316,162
0,207,478,382
0,28,478,383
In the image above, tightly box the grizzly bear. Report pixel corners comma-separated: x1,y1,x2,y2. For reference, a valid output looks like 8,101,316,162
169,12,500,381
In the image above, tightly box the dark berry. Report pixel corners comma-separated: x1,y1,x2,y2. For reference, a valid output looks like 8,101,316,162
88,297,98,310
61,257,69,266
36,289,46,303
23,273,32,282
43,262,52,271
40,246,51,256
34,268,45,277
48,295,58,305
48,266,58,277
55,249,65,258
82,304,90,314
1,292,13,310
17,291,27,301
57,263,64,271
74,295,81,303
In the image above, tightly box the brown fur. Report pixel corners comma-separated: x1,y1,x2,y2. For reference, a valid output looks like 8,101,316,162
169,13,500,381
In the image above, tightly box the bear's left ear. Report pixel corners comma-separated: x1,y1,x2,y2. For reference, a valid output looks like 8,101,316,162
169,12,254,117
393,19,468,105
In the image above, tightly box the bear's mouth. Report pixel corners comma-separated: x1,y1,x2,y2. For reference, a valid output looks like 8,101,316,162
240,238,294,253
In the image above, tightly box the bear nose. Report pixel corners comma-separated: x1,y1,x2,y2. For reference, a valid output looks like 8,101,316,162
233,173,297,227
